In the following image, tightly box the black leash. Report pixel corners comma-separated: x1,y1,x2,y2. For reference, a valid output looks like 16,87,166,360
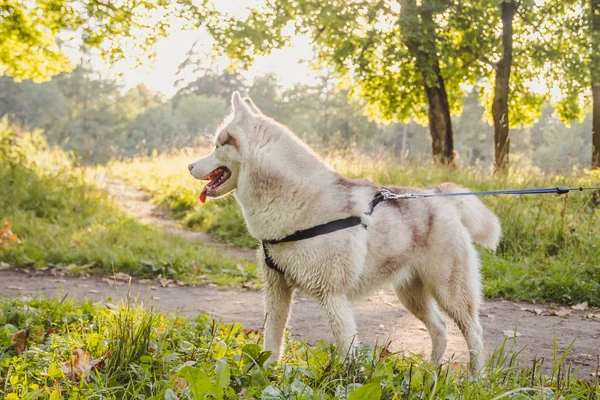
379,186,600,201
262,185,599,274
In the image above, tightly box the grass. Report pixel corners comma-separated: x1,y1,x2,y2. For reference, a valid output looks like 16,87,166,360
108,148,600,306
1,296,598,400
0,120,257,286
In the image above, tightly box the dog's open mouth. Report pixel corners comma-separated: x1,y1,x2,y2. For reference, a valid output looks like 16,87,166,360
199,167,231,203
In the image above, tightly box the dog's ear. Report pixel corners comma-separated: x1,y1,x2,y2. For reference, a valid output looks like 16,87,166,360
231,91,253,117
243,97,262,115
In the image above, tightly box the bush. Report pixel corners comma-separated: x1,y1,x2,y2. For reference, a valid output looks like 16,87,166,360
0,120,257,285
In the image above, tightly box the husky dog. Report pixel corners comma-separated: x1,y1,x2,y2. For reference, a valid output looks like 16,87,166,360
188,92,501,374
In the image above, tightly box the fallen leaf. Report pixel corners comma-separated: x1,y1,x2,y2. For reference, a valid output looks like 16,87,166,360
62,348,112,382
0,218,21,248
102,278,124,286
112,272,131,282
545,308,571,317
503,330,521,338
88,289,99,294
11,329,29,354
159,278,176,288
585,313,600,320
43,327,58,340
174,377,187,389
241,281,256,289
571,301,588,311
379,346,392,359
7,286,23,290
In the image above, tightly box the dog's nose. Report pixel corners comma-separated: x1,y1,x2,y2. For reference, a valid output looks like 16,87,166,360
188,164,194,171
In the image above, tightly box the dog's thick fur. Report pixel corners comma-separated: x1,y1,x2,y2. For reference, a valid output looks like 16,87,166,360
189,92,502,374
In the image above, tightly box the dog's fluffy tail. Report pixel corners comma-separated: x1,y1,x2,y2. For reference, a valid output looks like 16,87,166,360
437,183,502,251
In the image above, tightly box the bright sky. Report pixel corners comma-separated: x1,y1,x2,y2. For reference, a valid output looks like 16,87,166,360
72,0,319,98
96,31,318,97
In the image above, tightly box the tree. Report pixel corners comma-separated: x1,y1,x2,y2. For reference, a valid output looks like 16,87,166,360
450,0,549,173
206,0,490,164
491,0,517,172
542,0,599,168
592,0,600,167
0,0,207,82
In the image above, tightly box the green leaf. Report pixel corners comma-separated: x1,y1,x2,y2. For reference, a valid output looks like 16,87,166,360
348,382,382,400
164,389,179,400
261,385,283,399
214,359,230,400
180,366,212,400
49,390,62,400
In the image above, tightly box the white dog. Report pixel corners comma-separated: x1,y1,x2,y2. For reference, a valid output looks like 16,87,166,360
188,92,501,374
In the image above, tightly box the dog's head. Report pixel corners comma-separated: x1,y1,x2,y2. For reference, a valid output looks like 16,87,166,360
188,91,261,202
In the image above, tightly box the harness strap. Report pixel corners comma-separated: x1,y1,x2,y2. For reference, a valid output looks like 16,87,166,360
262,191,384,274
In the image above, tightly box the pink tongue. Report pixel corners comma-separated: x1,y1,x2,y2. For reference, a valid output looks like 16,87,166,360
199,190,207,203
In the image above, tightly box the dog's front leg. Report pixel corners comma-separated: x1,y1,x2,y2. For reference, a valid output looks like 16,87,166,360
262,267,293,363
319,295,358,357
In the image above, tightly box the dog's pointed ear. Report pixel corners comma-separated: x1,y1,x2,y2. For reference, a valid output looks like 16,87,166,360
243,97,262,115
231,91,253,116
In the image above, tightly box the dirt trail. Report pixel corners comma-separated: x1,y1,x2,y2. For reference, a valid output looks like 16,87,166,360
2,176,598,376
2,268,599,375
95,175,255,260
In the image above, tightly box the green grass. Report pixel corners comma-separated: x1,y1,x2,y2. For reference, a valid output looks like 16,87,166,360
108,149,600,306
1,296,598,400
0,120,257,286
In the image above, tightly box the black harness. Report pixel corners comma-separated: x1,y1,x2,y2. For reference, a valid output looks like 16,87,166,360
262,191,385,274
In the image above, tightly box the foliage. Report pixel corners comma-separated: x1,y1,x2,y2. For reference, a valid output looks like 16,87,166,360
0,296,598,399
109,147,600,306
540,0,594,123
1,65,595,168
0,0,208,82
0,119,257,286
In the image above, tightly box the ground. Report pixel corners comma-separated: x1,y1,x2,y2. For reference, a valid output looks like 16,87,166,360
1,176,598,376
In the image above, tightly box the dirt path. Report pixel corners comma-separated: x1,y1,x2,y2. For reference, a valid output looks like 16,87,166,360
95,175,255,260
2,268,599,376
2,176,598,376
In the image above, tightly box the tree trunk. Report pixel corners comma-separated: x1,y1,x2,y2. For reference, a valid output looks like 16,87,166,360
492,0,517,174
400,0,454,165
592,0,600,168
424,70,454,164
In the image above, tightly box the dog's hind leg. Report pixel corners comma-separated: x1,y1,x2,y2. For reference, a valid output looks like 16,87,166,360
263,268,293,363
394,276,447,365
318,294,358,357
428,250,484,376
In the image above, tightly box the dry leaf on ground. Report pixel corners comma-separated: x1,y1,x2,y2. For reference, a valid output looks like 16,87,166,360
544,308,571,317
0,219,21,248
503,330,521,338
62,348,112,382
571,301,588,311
11,329,29,354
